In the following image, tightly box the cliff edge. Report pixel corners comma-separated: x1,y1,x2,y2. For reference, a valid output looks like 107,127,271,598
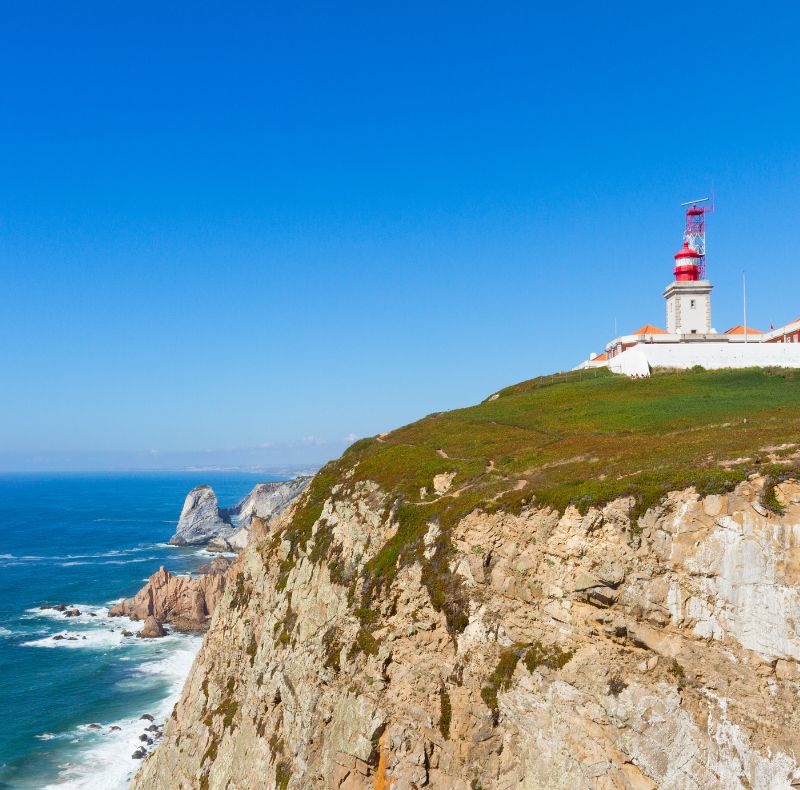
132,368,800,789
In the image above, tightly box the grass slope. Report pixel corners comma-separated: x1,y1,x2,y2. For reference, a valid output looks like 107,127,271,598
352,367,800,514
274,367,800,635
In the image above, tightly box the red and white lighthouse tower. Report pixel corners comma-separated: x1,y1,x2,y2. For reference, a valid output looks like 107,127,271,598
664,201,714,335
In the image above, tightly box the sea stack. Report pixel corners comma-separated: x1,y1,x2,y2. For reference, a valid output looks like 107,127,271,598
169,484,233,546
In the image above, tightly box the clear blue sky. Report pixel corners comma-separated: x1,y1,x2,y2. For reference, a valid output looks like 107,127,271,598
2,2,799,471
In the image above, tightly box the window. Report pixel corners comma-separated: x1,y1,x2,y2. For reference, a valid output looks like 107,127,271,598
690,299,696,308
691,329,697,334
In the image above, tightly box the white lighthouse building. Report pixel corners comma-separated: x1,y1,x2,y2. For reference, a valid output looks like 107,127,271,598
663,242,713,335
575,200,800,376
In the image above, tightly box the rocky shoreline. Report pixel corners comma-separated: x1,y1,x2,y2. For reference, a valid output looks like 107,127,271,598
105,476,311,640
27,477,313,771
109,560,229,633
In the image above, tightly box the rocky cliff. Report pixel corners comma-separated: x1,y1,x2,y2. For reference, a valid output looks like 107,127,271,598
170,478,311,548
234,478,313,529
131,369,800,789
210,477,313,552
110,564,226,631
170,485,234,546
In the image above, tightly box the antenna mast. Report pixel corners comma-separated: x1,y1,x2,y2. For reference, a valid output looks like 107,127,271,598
680,197,710,278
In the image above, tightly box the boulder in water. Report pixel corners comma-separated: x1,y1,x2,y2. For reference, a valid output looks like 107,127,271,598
136,616,166,639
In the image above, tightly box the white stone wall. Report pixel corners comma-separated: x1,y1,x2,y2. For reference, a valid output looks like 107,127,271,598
608,342,800,376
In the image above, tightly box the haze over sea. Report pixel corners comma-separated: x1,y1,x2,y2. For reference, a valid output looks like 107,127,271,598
0,472,282,789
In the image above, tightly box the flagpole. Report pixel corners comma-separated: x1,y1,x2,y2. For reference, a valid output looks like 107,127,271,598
743,272,747,344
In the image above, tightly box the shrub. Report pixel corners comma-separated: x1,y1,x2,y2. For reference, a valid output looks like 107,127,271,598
438,685,452,739
275,760,292,790
481,649,521,724
608,675,627,695
668,659,685,683
523,642,573,673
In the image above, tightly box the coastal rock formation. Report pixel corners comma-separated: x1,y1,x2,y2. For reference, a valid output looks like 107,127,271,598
208,478,313,552
131,474,800,789
137,615,166,639
233,478,312,529
170,478,312,548
170,485,233,546
110,565,226,632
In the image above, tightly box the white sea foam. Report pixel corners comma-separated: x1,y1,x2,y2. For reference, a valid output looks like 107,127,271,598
24,603,113,622
40,633,202,789
193,547,237,560
20,603,142,648
22,629,133,650
0,626,12,637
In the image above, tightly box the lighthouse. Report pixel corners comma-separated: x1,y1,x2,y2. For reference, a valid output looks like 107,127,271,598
663,205,713,335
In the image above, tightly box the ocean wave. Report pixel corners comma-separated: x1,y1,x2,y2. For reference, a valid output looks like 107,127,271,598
41,716,158,789
39,635,201,789
59,557,159,567
193,547,236,559
22,629,134,650
24,603,112,621
137,635,202,683
0,547,161,564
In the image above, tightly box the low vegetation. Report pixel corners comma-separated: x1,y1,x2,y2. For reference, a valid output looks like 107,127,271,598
438,685,452,739
522,641,574,673
275,761,292,790
480,649,522,724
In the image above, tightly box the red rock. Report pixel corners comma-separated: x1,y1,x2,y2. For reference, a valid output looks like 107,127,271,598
109,565,225,632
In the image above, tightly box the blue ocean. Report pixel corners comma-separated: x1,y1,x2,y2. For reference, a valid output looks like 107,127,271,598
0,472,281,789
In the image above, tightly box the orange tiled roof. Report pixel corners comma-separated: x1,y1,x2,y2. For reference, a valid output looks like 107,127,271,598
593,353,608,362
632,324,667,335
725,325,764,335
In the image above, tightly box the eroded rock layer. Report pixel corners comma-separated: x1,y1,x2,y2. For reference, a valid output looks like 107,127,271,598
132,475,800,789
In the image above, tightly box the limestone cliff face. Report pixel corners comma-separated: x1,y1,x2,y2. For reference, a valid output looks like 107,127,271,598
211,477,313,552
173,478,312,550
233,478,313,530
132,475,800,790
170,485,233,546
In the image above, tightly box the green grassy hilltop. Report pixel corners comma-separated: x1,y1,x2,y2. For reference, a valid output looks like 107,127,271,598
348,366,800,514
274,367,800,634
